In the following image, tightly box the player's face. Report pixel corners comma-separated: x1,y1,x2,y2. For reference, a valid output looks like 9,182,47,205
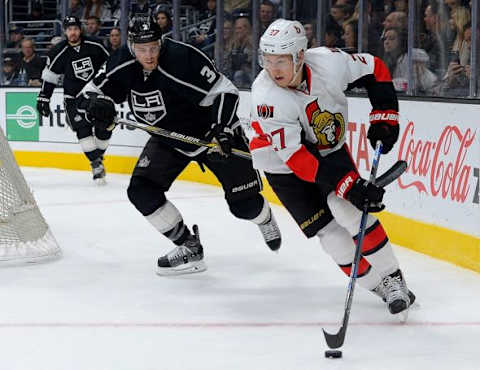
263,54,294,88
65,26,81,44
134,41,161,71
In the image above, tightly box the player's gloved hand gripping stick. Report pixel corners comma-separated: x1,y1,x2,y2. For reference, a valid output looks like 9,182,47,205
323,141,387,349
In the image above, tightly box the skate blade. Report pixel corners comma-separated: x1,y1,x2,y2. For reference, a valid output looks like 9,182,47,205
156,260,207,276
94,177,107,186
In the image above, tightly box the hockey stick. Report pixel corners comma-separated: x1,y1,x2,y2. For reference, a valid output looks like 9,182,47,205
375,160,407,188
114,118,252,160
322,141,383,349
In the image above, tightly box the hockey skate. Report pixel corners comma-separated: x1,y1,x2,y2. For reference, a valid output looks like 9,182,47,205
258,209,282,251
157,225,207,276
372,269,415,318
90,157,106,185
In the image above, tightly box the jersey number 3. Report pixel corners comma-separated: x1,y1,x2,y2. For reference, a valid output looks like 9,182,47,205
200,66,216,83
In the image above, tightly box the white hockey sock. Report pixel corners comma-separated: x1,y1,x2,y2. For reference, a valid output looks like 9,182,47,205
79,136,96,155
318,220,381,290
327,193,400,279
95,137,110,151
146,201,187,243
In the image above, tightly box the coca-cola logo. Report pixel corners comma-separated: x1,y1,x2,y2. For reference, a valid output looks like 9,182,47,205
398,121,477,203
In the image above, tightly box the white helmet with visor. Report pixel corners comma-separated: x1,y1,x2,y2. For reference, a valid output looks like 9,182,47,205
259,19,308,75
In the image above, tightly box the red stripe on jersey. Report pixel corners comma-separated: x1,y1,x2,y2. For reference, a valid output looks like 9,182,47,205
336,170,359,199
305,64,312,92
285,145,319,182
356,221,388,256
340,257,371,277
373,57,392,82
249,121,273,150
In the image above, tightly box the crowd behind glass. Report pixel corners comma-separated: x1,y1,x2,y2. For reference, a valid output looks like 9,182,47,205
1,0,479,99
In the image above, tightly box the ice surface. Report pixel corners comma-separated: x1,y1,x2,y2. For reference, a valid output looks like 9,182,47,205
0,167,478,370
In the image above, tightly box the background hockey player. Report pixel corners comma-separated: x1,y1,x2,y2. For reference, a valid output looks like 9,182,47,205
36,16,110,184
248,19,415,315
77,16,281,275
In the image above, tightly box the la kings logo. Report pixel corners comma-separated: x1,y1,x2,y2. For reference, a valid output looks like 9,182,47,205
72,57,94,81
131,89,166,125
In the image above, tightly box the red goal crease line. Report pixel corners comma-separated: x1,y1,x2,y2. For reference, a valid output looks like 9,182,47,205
0,321,478,328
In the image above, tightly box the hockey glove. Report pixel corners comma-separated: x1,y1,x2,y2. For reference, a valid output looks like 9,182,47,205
346,177,385,213
36,93,51,118
207,124,235,161
367,110,399,154
84,94,117,131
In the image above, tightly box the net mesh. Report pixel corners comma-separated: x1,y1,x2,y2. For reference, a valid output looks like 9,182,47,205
0,127,61,262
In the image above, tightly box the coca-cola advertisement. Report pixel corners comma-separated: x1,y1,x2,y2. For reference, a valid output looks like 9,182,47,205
347,98,479,238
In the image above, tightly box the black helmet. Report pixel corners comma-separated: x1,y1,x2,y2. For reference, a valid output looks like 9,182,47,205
128,16,162,44
63,15,82,30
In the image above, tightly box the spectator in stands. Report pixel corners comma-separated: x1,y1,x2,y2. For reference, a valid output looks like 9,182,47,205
324,16,345,48
421,1,448,77
131,0,152,16
1,57,20,86
86,16,102,38
6,26,24,49
436,21,474,97
303,21,317,49
229,16,253,88
106,27,122,53
225,1,250,14
392,0,408,12
260,0,276,34
445,0,462,12
68,0,85,19
383,27,438,95
342,19,358,52
154,4,173,35
84,0,111,20
190,0,216,51
449,6,471,55
382,11,407,34
220,18,235,79
17,38,45,87
330,3,354,27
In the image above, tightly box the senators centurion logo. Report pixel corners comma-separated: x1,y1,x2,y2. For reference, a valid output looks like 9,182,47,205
305,99,345,150
257,104,274,119
72,57,94,82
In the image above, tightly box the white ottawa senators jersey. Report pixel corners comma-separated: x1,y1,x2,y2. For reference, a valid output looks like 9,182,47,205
248,47,381,175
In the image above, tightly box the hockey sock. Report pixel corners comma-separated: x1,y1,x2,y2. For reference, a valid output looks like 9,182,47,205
354,219,399,277
248,196,272,225
145,201,191,245
78,136,98,161
318,220,382,290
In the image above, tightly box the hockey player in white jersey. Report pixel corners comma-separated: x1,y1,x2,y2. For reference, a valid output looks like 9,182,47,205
248,19,415,315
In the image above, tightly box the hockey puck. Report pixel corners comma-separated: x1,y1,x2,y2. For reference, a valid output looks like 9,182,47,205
325,350,342,359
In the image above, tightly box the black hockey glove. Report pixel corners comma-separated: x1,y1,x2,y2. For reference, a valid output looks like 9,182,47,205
84,94,117,131
36,93,51,118
207,124,235,161
367,110,399,154
346,178,385,213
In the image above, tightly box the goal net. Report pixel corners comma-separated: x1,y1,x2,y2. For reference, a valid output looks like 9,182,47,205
0,126,61,262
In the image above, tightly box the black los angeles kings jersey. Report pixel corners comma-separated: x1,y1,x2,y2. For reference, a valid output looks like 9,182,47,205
40,36,109,98
83,38,239,154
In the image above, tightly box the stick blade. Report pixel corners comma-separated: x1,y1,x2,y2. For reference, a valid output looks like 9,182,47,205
322,326,346,349
376,160,407,187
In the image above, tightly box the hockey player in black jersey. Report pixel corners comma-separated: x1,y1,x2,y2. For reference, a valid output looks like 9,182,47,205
77,16,281,275
36,16,110,184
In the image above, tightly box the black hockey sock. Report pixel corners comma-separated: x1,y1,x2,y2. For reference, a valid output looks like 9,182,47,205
164,221,191,246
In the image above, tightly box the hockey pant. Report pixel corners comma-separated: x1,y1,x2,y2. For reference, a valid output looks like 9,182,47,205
127,135,270,244
65,98,112,162
265,172,399,290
